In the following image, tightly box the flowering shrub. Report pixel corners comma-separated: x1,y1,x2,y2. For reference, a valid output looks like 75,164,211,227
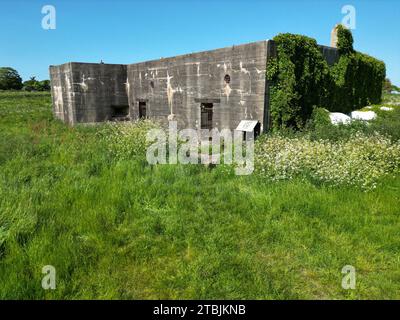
255,132,400,189
97,120,159,160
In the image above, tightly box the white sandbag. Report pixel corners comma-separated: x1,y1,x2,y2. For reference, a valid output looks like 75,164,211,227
329,112,351,125
351,111,377,121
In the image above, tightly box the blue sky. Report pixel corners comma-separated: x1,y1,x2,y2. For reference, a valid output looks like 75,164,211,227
1,0,399,85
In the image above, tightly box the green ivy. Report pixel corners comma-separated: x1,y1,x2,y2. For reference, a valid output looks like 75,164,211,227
330,52,386,113
336,25,354,55
267,33,330,129
267,28,386,130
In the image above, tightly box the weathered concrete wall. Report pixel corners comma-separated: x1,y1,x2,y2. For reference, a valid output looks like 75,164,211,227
49,63,74,124
319,45,340,66
50,63,128,124
127,40,272,131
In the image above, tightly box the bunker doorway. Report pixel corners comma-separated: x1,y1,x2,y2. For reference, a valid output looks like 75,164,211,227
200,103,213,130
139,101,147,119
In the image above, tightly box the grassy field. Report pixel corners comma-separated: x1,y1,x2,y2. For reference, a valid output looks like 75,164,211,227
0,91,399,299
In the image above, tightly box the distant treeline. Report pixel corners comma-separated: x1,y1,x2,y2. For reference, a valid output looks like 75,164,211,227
383,78,400,93
0,67,50,91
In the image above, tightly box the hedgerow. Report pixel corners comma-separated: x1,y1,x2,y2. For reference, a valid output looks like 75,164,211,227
267,26,386,129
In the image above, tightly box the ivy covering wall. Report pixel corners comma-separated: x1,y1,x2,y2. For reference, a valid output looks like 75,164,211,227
267,26,386,129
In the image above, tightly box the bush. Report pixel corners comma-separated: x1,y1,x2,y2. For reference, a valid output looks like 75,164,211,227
383,78,393,93
23,77,51,92
39,80,50,91
383,78,400,94
0,67,23,90
308,107,331,129
303,107,361,141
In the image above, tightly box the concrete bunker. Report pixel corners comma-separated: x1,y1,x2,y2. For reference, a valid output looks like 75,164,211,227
49,39,339,132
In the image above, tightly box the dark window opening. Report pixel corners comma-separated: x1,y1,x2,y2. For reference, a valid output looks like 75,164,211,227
200,103,213,130
139,102,147,119
111,105,129,120
254,122,261,139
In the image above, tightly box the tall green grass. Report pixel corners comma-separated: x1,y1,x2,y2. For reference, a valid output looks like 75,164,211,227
0,92,399,299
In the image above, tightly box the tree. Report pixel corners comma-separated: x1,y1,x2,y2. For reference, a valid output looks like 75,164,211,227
38,80,50,91
383,78,400,93
23,76,39,91
383,78,392,93
0,67,23,90
23,77,51,91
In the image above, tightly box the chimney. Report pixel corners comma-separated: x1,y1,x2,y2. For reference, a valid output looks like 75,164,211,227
330,24,340,48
